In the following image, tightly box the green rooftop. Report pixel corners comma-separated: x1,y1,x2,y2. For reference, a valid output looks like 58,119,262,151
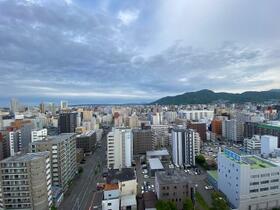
244,156,276,169
207,170,218,180
257,123,280,131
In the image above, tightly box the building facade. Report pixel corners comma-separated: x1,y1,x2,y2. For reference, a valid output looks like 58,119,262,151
0,152,52,210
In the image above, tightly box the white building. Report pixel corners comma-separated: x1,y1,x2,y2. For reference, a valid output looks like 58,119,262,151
178,110,214,121
172,127,196,167
222,119,243,143
218,148,280,210
261,135,278,156
244,135,261,155
152,113,163,125
9,130,22,156
31,128,47,142
107,128,133,169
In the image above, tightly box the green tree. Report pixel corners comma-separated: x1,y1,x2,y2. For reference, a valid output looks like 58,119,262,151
156,200,177,210
210,192,229,210
183,197,194,210
195,155,206,165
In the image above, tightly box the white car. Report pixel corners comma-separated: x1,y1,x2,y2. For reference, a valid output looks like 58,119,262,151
144,175,149,179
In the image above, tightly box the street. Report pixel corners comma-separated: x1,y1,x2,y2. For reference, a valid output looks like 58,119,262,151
59,132,107,210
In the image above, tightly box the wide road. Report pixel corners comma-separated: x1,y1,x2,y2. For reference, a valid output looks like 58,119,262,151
59,131,108,210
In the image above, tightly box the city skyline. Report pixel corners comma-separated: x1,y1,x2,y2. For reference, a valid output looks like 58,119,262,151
1,0,280,105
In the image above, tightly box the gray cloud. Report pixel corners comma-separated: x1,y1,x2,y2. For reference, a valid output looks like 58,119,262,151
0,0,280,105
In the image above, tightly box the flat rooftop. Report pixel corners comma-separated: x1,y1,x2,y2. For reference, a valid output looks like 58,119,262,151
146,149,169,157
258,123,280,131
243,156,276,169
31,133,76,144
107,168,136,183
1,152,49,163
156,170,190,185
76,130,96,137
148,158,164,170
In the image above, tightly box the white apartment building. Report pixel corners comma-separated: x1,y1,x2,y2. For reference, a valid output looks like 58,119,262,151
261,135,278,156
31,133,77,191
178,110,214,121
218,148,280,210
107,128,133,169
31,128,48,142
172,127,197,167
9,130,22,156
244,135,261,155
222,119,243,143
0,152,52,210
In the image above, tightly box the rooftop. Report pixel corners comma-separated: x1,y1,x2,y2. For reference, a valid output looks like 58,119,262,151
121,194,137,207
104,183,119,191
1,152,49,163
31,133,76,144
156,170,190,185
258,123,280,131
76,130,96,138
146,149,169,157
243,156,276,169
148,158,164,170
107,168,136,184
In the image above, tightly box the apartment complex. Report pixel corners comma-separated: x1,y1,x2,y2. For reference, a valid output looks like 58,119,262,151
222,119,244,143
107,128,133,169
0,152,52,210
172,127,198,167
31,128,47,142
218,148,280,210
30,133,77,191
244,135,261,155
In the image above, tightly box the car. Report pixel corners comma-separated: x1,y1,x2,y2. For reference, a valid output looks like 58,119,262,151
141,186,144,190
204,185,213,190
144,175,149,179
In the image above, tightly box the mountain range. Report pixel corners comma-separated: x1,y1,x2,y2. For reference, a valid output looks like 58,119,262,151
152,89,280,105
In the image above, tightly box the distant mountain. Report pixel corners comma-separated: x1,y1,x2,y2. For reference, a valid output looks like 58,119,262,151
152,89,280,105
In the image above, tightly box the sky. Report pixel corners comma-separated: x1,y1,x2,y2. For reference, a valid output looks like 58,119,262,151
0,0,280,106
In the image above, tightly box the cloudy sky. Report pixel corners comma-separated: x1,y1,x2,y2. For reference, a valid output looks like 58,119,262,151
0,0,280,105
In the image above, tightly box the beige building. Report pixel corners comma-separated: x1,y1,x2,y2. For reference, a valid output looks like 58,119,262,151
30,133,77,191
0,152,52,210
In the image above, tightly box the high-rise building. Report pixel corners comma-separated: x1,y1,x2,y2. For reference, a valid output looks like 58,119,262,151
76,130,96,153
261,135,278,155
188,122,206,142
222,119,244,143
10,98,19,114
151,125,169,148
132,128,154,155
31,128,48,142
30,133,77,191
9,130,21,156
172,127,197,167
60,100,68,110
58,112,77,133
0,152,52,210
211,119,223,135
39,102,45,113
107,128,133,169
218,148,280,210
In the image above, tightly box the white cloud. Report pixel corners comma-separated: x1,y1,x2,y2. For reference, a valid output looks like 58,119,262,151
117,9,139,26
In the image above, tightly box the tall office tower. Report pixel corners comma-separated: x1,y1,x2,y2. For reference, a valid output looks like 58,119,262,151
60,100,68,110
58,112,77,133
107,128,133,169
218,148,280,210
0,152,52,210
30,133,77,191
31,128,48,142
47,102,56,115
39,102,45,113
151,125,169,148
172,127,197,167
188,122,207,141
10,98,19,114
222,119,244,143
132,128,154,155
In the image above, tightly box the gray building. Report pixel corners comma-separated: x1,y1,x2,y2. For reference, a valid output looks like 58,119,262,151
30,133,77,191
133,128,154,155
155,170,192,210
0,152,52,210
58,112,77,134
76,130,96,153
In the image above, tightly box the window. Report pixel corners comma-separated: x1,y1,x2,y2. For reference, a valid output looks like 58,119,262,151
250,182,259,186
271,179,279,183
108,203,111,206
250,189,258,193
260,180,269,184
260,187,269,192
271,186,279,190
